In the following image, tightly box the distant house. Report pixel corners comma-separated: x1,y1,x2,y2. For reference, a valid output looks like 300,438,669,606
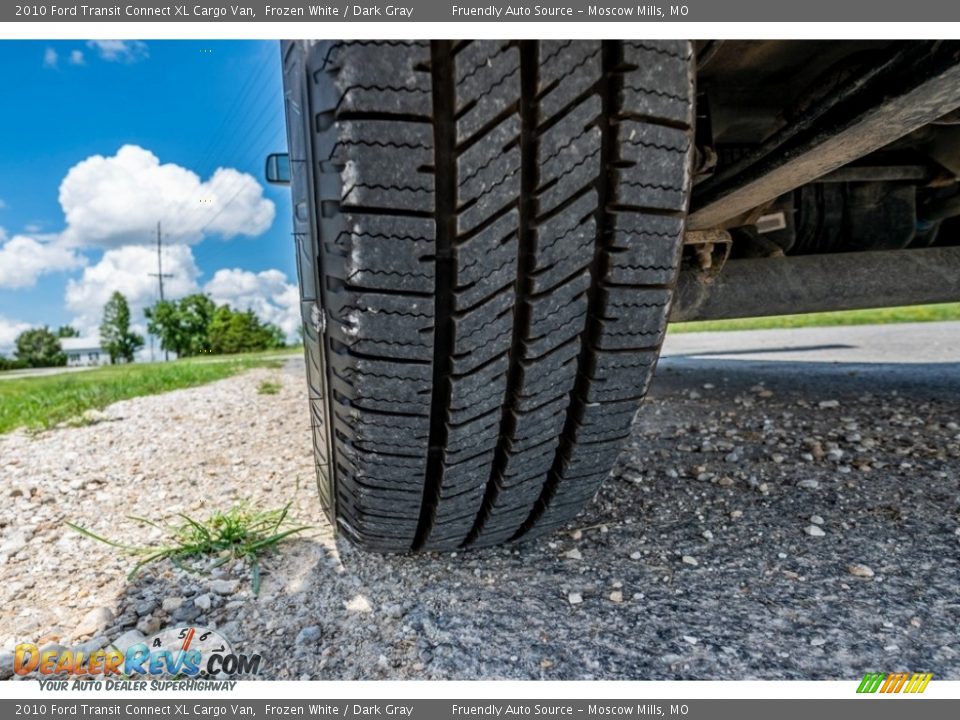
61,337,109,367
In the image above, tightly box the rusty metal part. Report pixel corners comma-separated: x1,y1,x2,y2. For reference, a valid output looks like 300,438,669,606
670,246,960,322
683,229,732,273
688,43,960,230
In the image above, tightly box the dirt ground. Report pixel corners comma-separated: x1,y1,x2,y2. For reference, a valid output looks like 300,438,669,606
2,324,958,680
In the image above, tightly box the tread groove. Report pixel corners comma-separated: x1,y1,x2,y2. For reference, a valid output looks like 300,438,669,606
413,41,456,551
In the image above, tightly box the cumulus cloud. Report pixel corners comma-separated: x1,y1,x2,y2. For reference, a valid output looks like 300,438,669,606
58,145,275,249
64,252,300,343
0,316,31,354
0,232,85,289
203,268,301,340
3,143,283,350
87,40,148,63
65,244,200,335
69,50,85,66
43,47,58,68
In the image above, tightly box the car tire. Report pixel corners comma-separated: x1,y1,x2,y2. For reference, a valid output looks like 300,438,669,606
285,39,695,552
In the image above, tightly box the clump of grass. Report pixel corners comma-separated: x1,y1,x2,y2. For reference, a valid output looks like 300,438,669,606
67,502,310,595
257,379,282,395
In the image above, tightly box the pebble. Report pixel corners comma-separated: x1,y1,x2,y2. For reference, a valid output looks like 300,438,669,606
810,638,827,647
810,515,824,525
847,564,875,578
629,551,642,560
798,479,820,489
568,592,583,606
682,555,698,566
609,591,623,603
75,635,108,654
295,625,322,645
818,400,840,409
161,597,185,613
134,599,158,617
563,549,583,561
382,603,404,620
194,594,213,611
682,635,699,645
136,616,161,635
345,594,372,613
805,525,826,537
702,530,714,540
210,579,239,595
74,607,114,638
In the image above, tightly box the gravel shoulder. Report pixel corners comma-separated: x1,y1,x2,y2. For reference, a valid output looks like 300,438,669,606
1,324,958,680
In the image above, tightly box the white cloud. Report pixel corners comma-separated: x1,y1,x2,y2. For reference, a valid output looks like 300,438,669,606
43,47,58,69
65,244,200,335
0,316,31,354
86,40,148,63
69,50,85,66
58,145,275,249
204,268,301,340
0,233,85,289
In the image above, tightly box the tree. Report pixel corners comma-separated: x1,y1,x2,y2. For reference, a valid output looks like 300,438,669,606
145,294,215,358
56,325,80,338
100,291,144,364
0,355,28,371
14,327,66,368
264,322,286,349
208,306,286,355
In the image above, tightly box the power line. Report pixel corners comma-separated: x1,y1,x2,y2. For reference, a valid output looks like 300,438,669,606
147,220,174,360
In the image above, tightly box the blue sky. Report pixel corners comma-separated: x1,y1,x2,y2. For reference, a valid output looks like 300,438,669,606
0,40,297,351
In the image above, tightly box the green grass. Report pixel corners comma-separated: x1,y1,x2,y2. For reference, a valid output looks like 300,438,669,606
257,379,282,395
669,302,960,334
0,351,294,434
67,502,310,595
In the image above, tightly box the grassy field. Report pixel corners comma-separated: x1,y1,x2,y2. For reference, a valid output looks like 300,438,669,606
0,347,300,434
669,303,960,334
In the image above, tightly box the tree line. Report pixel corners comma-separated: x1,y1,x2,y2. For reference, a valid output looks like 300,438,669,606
1,291,290,370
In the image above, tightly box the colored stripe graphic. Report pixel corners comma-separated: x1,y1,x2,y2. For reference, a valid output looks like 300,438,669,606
857,672,932,693
904,673,933,693
857,673,886,693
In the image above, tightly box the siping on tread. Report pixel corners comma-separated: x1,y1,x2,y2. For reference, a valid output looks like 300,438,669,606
297,39,694,552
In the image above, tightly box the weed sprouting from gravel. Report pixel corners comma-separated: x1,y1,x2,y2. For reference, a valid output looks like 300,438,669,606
258,379,282,395
67,502,310,595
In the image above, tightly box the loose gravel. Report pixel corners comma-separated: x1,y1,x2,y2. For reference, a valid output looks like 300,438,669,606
1,343,958,680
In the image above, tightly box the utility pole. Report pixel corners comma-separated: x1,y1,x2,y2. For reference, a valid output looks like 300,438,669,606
148,221,174,361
